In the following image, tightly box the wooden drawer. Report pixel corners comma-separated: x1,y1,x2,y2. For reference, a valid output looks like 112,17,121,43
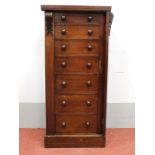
56,95,97,113
56,75,99,93
56,115,97,133
55,57,99,73
55,40,99,56
55,25,100,39
54,13,101,25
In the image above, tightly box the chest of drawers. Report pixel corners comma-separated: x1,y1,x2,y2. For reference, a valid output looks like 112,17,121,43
41,5,113,148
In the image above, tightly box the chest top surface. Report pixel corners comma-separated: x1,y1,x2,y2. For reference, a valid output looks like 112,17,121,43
41,5,111,12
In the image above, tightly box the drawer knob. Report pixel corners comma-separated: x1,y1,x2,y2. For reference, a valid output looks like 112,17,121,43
88,29,93,35
86,100,91,106
61,29,66,34
88,45,93,50
62,100,67,106
61,15,66,21
85,121,91,127
61,122,66,128
62,81,67,87
88,16,93,21
87,62,92,68
61,44,67,50
87,80,92,86
61,61,67,67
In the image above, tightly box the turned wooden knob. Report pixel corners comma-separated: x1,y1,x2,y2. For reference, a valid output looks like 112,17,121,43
88,45,93,50
61,44,66,50
61,122,66,127
61,100,66,106
85,121,90,127
86,101,91,106
61,81,67,87
61,15,66,21
87,80,92,86
87,62,92,68
61,61,67,67
88,29,93,35
88,16,93,21
61,29,66,34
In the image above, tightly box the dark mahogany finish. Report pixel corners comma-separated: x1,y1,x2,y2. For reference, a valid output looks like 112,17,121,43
55,57,99,73
55,94,98,113
55,40,99,56
41,5,113,148
55,13,101,25
56,115,97,134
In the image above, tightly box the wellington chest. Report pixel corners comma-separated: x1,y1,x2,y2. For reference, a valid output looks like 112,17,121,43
41,5,113,148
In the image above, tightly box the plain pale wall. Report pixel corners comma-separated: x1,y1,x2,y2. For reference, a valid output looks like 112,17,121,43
19,0,135,104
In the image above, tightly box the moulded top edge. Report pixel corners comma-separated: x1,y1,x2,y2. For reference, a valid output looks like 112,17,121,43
41,5,111,12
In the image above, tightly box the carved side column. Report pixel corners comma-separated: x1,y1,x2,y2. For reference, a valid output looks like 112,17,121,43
44,12,55,135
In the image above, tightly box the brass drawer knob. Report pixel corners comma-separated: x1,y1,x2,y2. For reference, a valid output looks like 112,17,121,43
87,80,92,86
86,62,92,68
61,81,67,87
88,16,93,21
61,29,66,34
88,29,93,35
85,121,90,127
88,45,93,50
86,100,91,106
61,61,67,67
61,44,67,50
61,15,66,21
62,100,67,106
61,122,66,127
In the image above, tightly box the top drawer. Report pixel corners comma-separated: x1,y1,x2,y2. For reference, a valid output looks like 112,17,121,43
54,13,101,25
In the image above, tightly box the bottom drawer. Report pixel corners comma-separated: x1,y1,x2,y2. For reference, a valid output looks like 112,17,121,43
56,115,97,134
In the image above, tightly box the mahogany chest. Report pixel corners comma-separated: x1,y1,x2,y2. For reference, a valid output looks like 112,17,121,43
41,5,113,148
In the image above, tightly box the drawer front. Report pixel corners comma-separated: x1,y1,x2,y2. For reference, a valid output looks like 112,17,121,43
55,26,100,39
55,40,99,56
56,95,97,113
56,75,99,93
55,13,101,25
56,115,97,133
55,57,99,73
